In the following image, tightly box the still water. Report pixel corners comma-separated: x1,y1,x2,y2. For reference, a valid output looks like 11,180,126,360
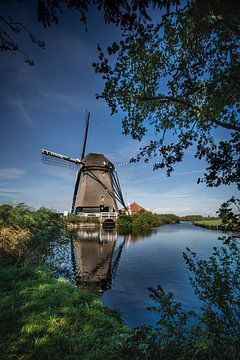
60,222,224,327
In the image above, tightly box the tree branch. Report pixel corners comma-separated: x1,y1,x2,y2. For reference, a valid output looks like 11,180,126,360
138,95,240,132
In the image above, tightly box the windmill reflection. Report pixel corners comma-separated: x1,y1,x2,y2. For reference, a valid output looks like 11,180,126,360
72,228,125,292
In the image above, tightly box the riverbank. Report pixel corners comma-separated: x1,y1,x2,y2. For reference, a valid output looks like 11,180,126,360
193,219,229,230
0,265,131,359
0,204,158,359
64,212,180,231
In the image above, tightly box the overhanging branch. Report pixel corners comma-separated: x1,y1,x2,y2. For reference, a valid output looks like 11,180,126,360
138,95,240,132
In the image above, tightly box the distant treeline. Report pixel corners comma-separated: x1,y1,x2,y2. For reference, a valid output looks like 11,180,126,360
180,215,218,221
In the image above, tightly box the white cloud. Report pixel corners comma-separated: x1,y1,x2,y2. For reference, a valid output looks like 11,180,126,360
0,168,26,181
16,100,33,127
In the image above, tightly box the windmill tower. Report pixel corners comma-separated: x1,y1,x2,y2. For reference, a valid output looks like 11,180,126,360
75,153,118,213
41,111,127,216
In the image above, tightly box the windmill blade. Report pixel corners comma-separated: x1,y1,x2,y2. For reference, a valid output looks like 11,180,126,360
81,110,90,160
42,154,80,169
41,149,81,169
71,110,90,214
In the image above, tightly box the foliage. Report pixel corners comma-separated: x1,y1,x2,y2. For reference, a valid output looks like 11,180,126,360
0,203,65,265
1,0,178,65
37,0,179,28
117,213,135,228
180,214,204,221
132,211,162,228
0,226,31,265
94,0,240,188
0,14,45,65
157,213,180,224
146,197,240,359
117,211,179,230
118,211,160,229
218,196,240,231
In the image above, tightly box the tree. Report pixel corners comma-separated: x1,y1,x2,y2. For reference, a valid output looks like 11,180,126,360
0,14,45,65
94,0,240,189
1,0,178,64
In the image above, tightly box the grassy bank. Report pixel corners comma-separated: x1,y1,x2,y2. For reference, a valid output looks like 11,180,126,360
0,204,158,359
0,265,130,360
193,219,229,230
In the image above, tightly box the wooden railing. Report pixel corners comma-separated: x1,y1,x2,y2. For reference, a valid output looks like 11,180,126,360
78,212,118,220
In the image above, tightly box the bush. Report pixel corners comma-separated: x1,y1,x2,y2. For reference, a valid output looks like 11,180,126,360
132,211,162,228
117,212,179,230
0,204,65,265
156,214,180,224
0,227,31,264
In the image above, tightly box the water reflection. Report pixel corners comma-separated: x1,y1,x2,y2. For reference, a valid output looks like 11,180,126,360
63,223,225,327
72,228,121,292
71,228,153,292
118,227,157,242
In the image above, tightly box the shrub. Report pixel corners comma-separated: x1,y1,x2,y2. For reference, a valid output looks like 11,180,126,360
65,215,100,224
117,212,179,230
0,204,65,265
0,226,31,264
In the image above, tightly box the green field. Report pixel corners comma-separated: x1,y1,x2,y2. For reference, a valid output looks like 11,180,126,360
193,219,225,229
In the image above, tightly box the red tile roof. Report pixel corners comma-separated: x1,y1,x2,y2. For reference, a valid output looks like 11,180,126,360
129,202,145,213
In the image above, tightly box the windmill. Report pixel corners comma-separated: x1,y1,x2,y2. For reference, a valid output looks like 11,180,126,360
41,111,127,215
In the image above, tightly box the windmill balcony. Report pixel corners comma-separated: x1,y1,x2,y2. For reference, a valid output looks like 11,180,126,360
78,212,118,229
78,212,118,219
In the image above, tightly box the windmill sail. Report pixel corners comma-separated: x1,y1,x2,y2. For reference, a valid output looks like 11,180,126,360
71,110,90,213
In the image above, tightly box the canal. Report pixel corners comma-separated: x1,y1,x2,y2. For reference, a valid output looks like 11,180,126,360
54,222,224,327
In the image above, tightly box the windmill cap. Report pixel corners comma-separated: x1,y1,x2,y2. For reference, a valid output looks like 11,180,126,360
82,153,114,167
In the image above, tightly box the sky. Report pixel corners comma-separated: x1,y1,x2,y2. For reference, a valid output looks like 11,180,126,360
0,1,238,216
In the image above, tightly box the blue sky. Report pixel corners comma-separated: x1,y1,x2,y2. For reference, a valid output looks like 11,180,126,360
0,2,238,215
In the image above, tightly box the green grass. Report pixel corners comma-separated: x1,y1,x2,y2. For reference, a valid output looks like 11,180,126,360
0,265,130,360
195,219,222,226
193,219,227,230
